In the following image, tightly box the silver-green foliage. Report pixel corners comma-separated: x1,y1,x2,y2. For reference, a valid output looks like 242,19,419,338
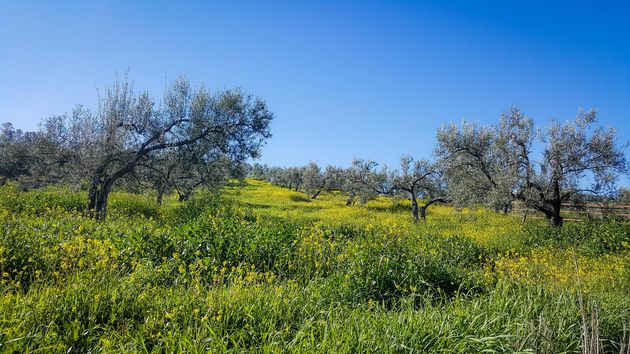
436,107,627,226
32,75,273,219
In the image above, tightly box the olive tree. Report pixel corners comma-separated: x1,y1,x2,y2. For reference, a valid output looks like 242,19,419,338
342,159,393,205
301,162,344,199
266,166,285,187
249,163,269,180
40,76,272,220
435,117,514,212
0,123,29,186
1,121,76,188
132,147,231,204
288,167,305,191
437,107,627,226
392,155,449,222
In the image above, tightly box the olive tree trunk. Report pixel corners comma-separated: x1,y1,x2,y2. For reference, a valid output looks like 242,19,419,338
87,178,114,220
410,192,419,223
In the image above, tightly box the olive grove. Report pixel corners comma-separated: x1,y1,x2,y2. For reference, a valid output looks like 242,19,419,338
0,76,273,220
3,96,628,226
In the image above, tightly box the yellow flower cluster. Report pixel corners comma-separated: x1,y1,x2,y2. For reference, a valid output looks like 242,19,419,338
493,248,630,294
54,235,119,275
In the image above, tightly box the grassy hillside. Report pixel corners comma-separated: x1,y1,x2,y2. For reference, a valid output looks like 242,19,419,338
1,180,629,352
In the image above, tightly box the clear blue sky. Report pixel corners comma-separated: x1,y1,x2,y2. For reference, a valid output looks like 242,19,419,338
1,1,629,179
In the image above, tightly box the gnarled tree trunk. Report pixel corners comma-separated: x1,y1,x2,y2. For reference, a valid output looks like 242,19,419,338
310,188,322,200
410,192,419,223
419,197,450,221
419,205,427,220
87,177,114,220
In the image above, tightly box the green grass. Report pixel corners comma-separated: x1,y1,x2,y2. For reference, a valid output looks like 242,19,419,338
1,180,629,352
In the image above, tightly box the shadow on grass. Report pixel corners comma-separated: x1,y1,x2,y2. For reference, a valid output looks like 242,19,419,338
289,194,312,203
366,202,409,214
243,202,273,209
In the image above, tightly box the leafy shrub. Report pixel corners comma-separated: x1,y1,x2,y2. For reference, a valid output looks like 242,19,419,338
330,234,487,305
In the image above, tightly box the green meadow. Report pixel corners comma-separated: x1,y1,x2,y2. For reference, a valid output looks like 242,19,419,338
1,180,629,353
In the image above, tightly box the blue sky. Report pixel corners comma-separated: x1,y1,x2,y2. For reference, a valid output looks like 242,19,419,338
1,1,629,181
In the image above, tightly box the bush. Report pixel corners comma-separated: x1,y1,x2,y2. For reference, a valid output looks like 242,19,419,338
328,234,487,305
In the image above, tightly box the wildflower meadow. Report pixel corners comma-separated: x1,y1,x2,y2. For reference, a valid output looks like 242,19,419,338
1,180,629,352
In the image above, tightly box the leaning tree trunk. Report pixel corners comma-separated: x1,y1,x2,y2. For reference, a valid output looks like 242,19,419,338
310,188,322,200
419,197,449,222
419,205,427,220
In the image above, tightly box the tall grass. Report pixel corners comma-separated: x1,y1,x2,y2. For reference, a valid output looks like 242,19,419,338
1,180,629,352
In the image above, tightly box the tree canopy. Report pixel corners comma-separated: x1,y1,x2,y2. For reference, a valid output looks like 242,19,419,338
436,107,628,226
1,75,273,220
